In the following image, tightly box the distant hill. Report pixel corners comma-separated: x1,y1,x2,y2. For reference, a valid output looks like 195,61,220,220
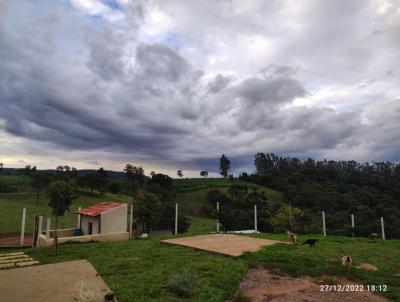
1,168,126,178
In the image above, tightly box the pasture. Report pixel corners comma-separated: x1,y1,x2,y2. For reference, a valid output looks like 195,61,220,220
21,232,400,301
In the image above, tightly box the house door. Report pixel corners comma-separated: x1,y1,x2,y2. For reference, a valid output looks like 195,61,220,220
88,222,93,235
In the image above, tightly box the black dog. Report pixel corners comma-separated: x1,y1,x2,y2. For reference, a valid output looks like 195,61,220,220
302,239,319,247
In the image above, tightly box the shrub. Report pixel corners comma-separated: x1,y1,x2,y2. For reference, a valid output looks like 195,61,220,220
166,274,194,298
232,290,250,302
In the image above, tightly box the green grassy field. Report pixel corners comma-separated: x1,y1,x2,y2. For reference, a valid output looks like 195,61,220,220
19,232,400,301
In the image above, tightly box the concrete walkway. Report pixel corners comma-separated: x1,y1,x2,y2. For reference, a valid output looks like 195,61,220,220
162,234,285,256
0,260,114,302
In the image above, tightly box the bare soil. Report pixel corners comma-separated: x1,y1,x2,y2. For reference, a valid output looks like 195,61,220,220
0,233,32,247
234,266,389,302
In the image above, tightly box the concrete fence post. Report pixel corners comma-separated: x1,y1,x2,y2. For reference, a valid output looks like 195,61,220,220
175,203,178,235
322,211,326,236
254,204,258,232
351,213,355,239
216,202,220,233
20,208,26,246
77,207,81,228
129,204,133,239
37,216,43,247
381,217,386,240
46,218,51,240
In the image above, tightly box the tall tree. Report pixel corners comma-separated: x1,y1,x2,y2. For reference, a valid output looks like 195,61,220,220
47,180,78,255
132,190,161,235
177,170,183,178
31,171,52,204
200,171,208,178
219,154,231,178
124,164,145,183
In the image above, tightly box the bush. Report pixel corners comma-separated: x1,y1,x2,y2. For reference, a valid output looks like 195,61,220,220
166,274,194,298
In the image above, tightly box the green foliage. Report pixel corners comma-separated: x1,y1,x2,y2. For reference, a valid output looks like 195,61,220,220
132,190,162,233
0,175,32,192
172,178,269,193
177,170,183,178
166,273,195,298
47,180,78,255
31,171,52,202
245,153,400,238
207,186,272,232
124,164,145,184
148,173,173,190
271,205,304,232
232,290,251,302
220,154,231,178
47,180,78,217
78,168,108,195
200,170,208,178
107,181,122,194
55,166,79,181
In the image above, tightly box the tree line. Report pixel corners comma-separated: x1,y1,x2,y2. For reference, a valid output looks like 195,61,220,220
240,153,400,238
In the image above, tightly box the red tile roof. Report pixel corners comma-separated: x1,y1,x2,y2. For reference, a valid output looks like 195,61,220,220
76,202,123,217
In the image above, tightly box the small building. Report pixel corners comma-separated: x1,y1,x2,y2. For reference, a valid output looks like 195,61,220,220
77,202,128,235
38,202,129,247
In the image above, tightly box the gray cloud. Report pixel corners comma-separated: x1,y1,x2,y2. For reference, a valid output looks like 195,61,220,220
0,0,399,175
207,74,233,93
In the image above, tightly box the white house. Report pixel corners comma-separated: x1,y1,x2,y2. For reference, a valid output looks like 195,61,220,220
38,202,129,247
77,202,128,235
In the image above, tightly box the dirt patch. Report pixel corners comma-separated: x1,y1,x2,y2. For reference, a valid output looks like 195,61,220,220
355,263,378,271
0,233,32,248
233,266,389,302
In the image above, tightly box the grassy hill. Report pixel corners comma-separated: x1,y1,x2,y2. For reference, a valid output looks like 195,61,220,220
172,178,284,218
0,177,282,234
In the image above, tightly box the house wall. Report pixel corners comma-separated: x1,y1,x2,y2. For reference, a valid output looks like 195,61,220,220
100,204,128,234
81,216,100,235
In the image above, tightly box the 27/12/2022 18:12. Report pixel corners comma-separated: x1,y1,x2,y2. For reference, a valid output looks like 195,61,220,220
320,284,388,292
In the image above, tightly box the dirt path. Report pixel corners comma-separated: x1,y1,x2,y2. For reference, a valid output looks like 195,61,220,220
235,266,389,302
0,233,32,247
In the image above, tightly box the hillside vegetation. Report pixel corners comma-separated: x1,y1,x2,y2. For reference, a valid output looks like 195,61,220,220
242,153,400,238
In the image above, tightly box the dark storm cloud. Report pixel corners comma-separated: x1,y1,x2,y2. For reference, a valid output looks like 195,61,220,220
86,28,126,80
236,76,306,105
0,0,400,173
136,43,190,82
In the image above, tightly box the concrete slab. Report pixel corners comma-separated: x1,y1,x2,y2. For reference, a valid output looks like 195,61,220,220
161,234,285,257
0,260,114,302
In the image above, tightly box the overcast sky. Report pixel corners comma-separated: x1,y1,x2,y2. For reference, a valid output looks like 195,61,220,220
0,0,399,177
